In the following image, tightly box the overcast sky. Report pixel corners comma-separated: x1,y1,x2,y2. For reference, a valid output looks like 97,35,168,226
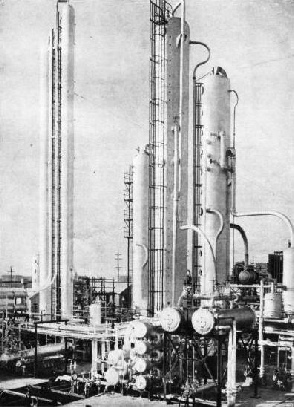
0,0,293,278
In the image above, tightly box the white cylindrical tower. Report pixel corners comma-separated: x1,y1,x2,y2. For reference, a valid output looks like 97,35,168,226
39,40,52,317
200,68,231,295
283,248,294,314
132,146,150,314
59,1,75,319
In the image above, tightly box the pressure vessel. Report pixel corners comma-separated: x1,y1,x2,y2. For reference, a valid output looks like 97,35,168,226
105,367,119,386
130,320,153,338
89,299,101,326
135,375,148,390
264,292,283,319
200,68,231,294
158,307,183,332
192,307,256,335
238,266,256,285
132,148,149,314
134,340,150,355
134,357,150,373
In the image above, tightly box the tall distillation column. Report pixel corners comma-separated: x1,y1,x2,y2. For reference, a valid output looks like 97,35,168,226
198,69,232,296
39,0,75,319
133,147,150,315
164,16,190,307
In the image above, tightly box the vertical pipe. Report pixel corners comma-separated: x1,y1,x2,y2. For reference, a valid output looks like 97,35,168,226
172,124,179,305
92,339,98,374
163,332,167,400
290,346,294,391
101,340,105,374
259,280,265,379
178,0,185,191
217,335,223,407
227,321,236,407
34,323,38,378
64,336,68,374
253,331,259,397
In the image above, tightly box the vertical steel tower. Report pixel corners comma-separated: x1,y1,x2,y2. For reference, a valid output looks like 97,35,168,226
39,0,75,320
148,0,172,314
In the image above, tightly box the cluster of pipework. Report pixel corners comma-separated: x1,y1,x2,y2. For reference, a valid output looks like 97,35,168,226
104,320,164,392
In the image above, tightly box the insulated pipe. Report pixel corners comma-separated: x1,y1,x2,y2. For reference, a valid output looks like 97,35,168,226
227,320,236,407
181,224,217,294
172,125,180,305
259,279,265,379
207,208,224,249
228,90,239,214
177,0,186,192
232,211,294,247
190,42,211,80
230,223,249,267
136,243,148,269
172,1,181,16
29,268,57,299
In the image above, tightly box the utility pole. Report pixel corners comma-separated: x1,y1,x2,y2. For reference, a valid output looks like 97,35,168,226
115,252,122,282
7,266,15,287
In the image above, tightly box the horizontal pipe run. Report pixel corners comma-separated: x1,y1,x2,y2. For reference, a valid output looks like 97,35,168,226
232,211,294,247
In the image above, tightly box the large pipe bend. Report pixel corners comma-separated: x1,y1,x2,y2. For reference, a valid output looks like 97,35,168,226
180,224,217,272
29,269,57,299
232,211,294,247
207,208,224,243
230,223,249,267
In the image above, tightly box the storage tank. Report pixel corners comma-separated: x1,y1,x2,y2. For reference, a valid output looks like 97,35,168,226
264,292,283,319
200,68,231,295
132,147,150,315
89,299,101,326
282,248,294,314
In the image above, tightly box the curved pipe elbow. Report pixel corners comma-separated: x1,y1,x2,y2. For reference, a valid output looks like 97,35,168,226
232,210,294,248
207,208,224,242
29,269,58,299
230,223,249,267
136,243,148,268
190,41,211,80
180,224,217,271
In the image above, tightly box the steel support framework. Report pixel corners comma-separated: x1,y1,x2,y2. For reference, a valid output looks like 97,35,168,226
148,0,172,315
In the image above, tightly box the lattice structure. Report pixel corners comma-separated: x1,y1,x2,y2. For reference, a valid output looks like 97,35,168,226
124,166,133,308
51,11,63,318
192,82,204,292
148,0,172,315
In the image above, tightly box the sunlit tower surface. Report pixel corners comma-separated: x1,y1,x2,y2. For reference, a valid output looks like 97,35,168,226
39,0,75,320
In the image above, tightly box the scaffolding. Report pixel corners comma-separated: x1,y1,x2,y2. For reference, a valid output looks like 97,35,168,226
148,0,172,315
51,27,57,318
192,81,204,292
50,9,63,319
124,166,133,309
73,277,116,321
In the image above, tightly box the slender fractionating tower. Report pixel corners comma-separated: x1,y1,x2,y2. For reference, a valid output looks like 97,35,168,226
39,0,75,319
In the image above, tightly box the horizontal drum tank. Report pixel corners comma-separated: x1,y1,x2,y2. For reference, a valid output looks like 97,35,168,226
200,68,231,295
132,147,150,315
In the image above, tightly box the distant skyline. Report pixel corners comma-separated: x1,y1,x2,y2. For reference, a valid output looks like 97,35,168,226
0,0,293,277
